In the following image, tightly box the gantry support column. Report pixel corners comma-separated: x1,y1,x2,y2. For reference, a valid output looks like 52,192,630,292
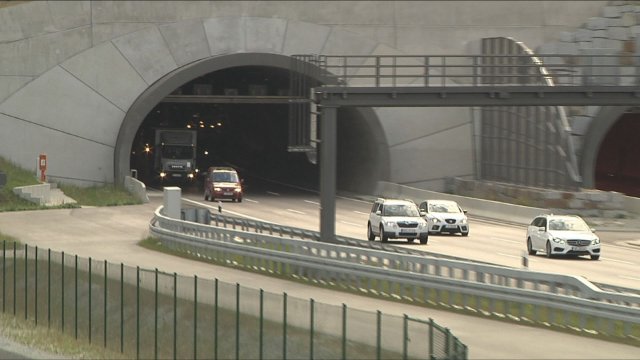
319,105,337,242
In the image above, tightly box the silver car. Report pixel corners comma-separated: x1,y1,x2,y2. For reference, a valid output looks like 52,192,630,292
418,200,469,236
367,198,429,244
526,214,600,260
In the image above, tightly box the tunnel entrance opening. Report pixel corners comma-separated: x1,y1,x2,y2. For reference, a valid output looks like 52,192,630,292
595,113,640,198
126,62,386,194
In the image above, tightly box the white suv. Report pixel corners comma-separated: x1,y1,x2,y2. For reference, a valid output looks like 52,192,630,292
367,198,429,244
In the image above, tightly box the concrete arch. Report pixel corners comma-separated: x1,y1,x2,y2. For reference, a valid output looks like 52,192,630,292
580,106,627,188
0,13,474,191
114,52,391,188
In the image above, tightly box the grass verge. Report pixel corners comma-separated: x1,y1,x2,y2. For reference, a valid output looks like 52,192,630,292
0,156,140,210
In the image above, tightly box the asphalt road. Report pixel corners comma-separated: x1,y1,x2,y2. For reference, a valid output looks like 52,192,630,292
0,190,638,359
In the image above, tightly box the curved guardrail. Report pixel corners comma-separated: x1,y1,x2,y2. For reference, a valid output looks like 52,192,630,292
151,206,640,343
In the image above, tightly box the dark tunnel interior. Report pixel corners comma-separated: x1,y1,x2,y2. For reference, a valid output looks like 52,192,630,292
129,66,385,194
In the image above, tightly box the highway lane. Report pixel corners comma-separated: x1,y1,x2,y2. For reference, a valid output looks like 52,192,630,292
182,183,640,289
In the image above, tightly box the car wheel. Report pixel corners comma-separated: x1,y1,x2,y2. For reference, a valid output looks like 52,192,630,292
367,223,375,241
380,226,388,243
204,193,209,201
419,234,428,245
591,255,600,260
527,238,537,256
546,241,553,258
461,231,469,237
238,197,242,203
407,238,415,243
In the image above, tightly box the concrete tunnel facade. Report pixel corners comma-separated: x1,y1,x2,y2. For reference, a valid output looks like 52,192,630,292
1,1,631,194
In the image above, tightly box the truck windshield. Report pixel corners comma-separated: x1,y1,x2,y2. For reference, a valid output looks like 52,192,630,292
161,145,194,159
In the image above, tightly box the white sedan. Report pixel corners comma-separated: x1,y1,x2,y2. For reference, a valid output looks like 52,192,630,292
418,199,469,236
526,214,600,260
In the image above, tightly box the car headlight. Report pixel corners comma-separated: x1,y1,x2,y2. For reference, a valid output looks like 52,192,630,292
160,172,166,178
214,187,221,192
430,217,443,224
460,217,467,224
384,221,397,228
592,238,600,245
419,221,427,229
234,187,242,193
551,236,565,244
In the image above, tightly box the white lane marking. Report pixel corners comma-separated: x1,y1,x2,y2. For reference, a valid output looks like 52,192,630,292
354,211,369,216
340,221,360,227
619,275,640,281
287,209,306,215
266,191,280,196
492,237,520,244
182,198,274,223
304,200,320,206
497,252,521,259
243,198,258,203
604,258,635,265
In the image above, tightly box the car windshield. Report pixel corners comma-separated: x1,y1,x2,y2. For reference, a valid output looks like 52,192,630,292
211,171,239,182
428,202,460,213
548,217,590,232
383,204,419,217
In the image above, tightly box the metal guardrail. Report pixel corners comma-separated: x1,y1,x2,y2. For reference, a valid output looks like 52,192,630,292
151,207,640,343
294,54,640,88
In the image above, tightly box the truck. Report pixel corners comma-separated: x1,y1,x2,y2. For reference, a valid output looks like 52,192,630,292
154,129,198,182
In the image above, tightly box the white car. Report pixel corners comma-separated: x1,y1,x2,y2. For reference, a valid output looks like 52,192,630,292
418,200,469,236
367,198,429,244
526,214,600,260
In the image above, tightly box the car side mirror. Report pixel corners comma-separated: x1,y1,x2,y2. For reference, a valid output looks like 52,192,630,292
463,210,468,214
538,226,546,232
375,210,382,215
591,228,596,233
420,211,426,216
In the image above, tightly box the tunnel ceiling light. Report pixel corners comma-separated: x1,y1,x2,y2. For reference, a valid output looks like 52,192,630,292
186,124,192,128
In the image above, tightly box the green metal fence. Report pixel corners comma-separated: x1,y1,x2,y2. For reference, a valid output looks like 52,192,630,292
0,242,467,359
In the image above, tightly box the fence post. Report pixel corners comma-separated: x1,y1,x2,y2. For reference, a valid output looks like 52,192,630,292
24,244,27,320
2,240,4,314
173,272,177,360
342,303,347,360
136,266,140,360
429,318,434,360
283,292,287,360
403,314,408,360
214,278,218,360
310,298,315,360
104,259,107,349
61,251,64,333
13,242,16,316
35,246,38,326
89,257,92,344
376,310,381,360
235,283,240,360
259,288,264,360
48,249,51,328
193,275,197,360
75,254,78,340
120,263,124,354
155,268,158,360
